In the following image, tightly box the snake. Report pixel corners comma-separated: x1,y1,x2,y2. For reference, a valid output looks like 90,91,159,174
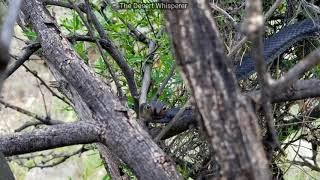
144,19,320,126
235,18,320,80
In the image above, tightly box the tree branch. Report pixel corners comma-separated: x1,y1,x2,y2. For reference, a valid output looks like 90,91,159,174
0,0,23,88
0,121,99,156
244,0,280,159
271,48,320,93
0,99,64,125
4,42,41,79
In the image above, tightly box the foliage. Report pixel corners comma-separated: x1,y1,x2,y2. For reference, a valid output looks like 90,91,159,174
22,27,37,41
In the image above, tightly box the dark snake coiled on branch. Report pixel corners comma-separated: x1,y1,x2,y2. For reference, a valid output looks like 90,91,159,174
156,19,320,126
235,19,320,80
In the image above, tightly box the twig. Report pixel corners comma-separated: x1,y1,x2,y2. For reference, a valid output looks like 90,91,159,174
289,141,320,172
143,8,156,38
10,146,87,169
22,64,72,106
265,0,283,20
152,63,175,101
227,0,283,57
4,42,41,79
37,79,49,116
291,159,320,172
210,3,238,28
30,147,85,169
0,99,64,125
101,0,149,44
14,121,43,132
139,28,164,107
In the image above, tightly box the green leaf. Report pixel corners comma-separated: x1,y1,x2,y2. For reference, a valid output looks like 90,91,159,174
23,27,37,41
102,175,111,180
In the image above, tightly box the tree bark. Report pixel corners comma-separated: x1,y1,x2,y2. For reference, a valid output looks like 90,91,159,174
165,0,270,179
0,122,98,156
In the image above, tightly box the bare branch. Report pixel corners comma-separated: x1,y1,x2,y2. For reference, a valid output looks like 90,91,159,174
45,0,141,108
0,121,99,156
265,0,283,20
4,42,41,79
243,0,280,157
152,63,175,101
272,80,320,102
210,3,237,28
227,0,283,57
271,48,320,93
14,121,43,132
22,64,71,106
139,41,158,107
0,99,64,125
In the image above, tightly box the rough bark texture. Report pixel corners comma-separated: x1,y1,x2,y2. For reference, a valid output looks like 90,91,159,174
165,0,270,179
18,0,180,179
0,122,98,156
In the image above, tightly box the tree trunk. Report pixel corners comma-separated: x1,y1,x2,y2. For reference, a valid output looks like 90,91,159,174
165,0,270,179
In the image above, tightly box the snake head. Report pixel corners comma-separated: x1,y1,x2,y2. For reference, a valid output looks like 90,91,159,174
140,101,168,121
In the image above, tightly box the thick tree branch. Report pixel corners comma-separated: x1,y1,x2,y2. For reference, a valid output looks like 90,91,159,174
0,121,98,156
271,80,320,103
